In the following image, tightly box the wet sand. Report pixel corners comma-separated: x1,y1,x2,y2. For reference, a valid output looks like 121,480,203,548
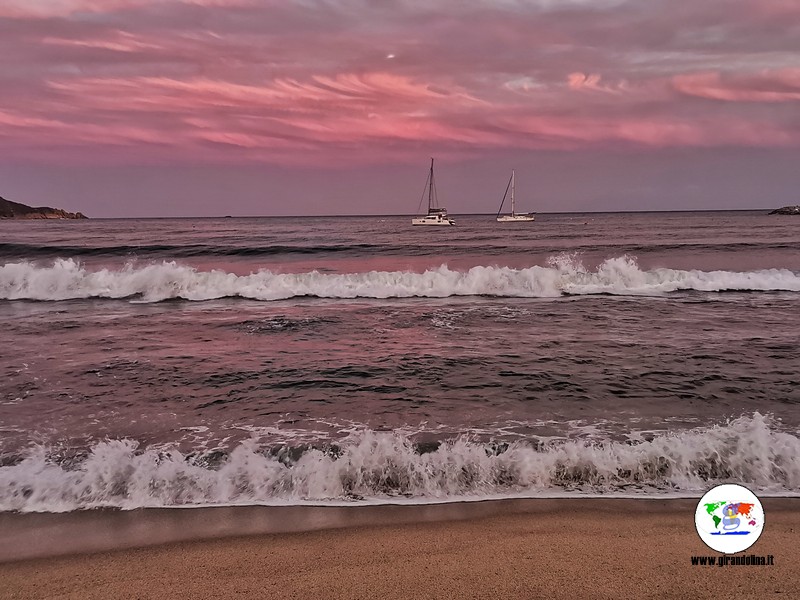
1,499,798,599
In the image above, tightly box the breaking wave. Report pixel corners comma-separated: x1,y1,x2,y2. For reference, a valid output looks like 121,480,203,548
1,256,799,302
1,414,798,512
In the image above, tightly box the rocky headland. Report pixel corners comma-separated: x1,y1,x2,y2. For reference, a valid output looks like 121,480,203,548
768,205,800,215
0,196,87,219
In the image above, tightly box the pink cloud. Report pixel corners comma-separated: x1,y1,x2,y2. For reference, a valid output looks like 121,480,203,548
674,69,800,102
0,63,789,167
42,31,164,53
0,72,500,164
567,72,626,94
46,72,481,117
2,0,799,167
744,0,800,18
0,0,253,18
509,111,796,149
0,106,170,145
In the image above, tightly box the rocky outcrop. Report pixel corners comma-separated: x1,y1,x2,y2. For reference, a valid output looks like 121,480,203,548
768,205,800,215
0,196,87,219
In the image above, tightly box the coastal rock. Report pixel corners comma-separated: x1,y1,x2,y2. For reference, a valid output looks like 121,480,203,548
0,196,88,219
768,205,800,215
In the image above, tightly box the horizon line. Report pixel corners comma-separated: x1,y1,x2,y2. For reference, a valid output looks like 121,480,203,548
29,208,783,220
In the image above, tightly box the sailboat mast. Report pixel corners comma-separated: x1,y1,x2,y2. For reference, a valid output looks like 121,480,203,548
511,169,515,216
428,158,434,210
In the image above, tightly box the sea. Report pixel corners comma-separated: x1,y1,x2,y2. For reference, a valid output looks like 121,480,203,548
1,211,799,512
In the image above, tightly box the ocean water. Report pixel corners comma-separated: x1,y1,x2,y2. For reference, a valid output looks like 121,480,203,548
1,211,799,511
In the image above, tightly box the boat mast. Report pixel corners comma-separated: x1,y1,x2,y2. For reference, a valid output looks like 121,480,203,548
428,158,434,210
511,169,515,216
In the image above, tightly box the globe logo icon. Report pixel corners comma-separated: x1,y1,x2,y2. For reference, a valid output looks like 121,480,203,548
695,484,764,554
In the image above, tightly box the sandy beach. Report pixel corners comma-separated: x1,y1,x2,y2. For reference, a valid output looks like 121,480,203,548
1,498,797,599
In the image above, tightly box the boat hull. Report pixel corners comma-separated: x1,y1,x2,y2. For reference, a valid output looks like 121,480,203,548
497,214,535,222
412,216,456,226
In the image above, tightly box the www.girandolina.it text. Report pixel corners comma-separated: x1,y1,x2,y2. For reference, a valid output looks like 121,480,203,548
691,555,775,566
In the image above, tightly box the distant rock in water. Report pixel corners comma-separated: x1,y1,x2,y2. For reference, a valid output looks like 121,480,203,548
0,196,87,219
768,205,800,215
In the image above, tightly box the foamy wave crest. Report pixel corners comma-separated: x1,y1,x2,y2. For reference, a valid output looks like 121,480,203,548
1,257,799,302
1,414,798,512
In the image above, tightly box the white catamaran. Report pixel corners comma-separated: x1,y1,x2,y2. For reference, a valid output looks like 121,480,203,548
496,169,535,222
412,158,456,226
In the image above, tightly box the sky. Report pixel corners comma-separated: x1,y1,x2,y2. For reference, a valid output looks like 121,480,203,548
1,0,799,217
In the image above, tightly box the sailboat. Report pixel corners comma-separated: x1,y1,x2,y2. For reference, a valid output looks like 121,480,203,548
412,158,456,226
496,169,535,222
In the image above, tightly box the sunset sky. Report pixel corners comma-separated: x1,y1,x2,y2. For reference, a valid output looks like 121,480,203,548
1,0,799,217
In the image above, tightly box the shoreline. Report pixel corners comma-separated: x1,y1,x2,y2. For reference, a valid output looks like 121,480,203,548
0,497,700,563
1,497,798,599
3,497,799,563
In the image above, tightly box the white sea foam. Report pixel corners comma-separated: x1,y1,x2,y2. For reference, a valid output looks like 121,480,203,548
1,257,799,302
1,414,798,512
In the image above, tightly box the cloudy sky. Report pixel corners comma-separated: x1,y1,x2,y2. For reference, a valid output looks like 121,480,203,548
1,0,799,217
